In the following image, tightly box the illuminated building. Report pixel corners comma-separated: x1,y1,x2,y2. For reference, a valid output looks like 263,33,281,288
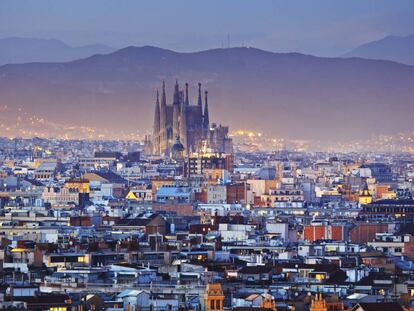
310,293,327,311
42,179,89,208
64,179,90,208
260,294,277,311
358,183,373,205
152,81,232,156
170,135,185,162
360,199,414,219
310,293,344,311
204,283,224,311
184,153,234,177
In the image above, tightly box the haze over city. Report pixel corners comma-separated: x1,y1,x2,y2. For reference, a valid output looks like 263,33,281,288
0,0,414,151
2,2,414,311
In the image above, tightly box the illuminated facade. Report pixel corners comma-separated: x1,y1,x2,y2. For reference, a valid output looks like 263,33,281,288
184,153,234,177
310,293,328,311
42,179,90,207
358,183,373,205
152,81,232,156
204,283,224,311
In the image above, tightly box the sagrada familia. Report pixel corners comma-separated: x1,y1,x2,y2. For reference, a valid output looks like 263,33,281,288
152,81,232,156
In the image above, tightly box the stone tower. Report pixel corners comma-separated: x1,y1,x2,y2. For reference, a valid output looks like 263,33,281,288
152,80,231,156
152,90,160,155
310,293,328,311
204,283,224,311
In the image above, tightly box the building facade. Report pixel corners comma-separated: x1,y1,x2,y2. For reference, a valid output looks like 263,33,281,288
152,81,232,156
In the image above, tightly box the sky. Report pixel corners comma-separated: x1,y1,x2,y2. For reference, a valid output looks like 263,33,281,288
1,0,414,56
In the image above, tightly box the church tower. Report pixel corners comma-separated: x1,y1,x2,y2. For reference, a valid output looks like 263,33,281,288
173,80,180,105
197,82,202,107
310,293,328,311
171,135,185,162
173,104,180,141
159,80,167,153
152,89,160,155
160,80,167,123
261,293,277,311
203,90,210,133
185,82,189,106
179,99,187,154
152,79,232,157
359,181,373,205
172,80,181,143
204,283,224,311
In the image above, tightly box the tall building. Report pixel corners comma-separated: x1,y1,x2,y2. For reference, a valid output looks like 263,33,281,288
185,153,234,177
310,293,328,311
152,81,232,156
204,283,224,311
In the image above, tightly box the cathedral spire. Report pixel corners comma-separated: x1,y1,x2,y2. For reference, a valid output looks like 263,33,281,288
203,90,209,129
153,89,161,155
154,89,160,130
173,79,180,105
179,99,188,154
185,83,189,106
161,80,167,107
173,100,180,140
197,82,202,106
160,81,167,154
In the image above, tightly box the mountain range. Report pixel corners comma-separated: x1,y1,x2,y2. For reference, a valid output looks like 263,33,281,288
343,34,414,65
0,37,115,66
0,45,414,145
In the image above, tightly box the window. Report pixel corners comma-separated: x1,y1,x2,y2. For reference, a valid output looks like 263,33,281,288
216,300,221,309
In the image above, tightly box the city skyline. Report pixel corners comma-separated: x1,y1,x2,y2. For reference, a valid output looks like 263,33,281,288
1,44,414,151
1,2,414,311
1,2,414,150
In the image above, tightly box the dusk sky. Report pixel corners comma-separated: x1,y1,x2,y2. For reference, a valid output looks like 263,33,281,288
1,0,414,56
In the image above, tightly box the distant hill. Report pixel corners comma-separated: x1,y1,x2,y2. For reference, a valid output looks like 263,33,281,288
0,37,115,65
0,46,414,145
343,34,414,65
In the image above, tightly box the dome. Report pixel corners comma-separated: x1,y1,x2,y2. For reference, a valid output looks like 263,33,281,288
172,142,184,152
172,136,185,152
